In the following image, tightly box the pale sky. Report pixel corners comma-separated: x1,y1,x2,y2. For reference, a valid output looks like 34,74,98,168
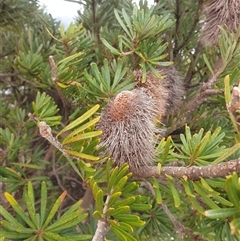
38,0,79,26
38,0,155,26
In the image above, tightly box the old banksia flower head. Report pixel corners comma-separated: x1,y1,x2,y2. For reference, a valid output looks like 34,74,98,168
96,88,159,172
201,0,240,46
97,66,185,173
134,66,185,117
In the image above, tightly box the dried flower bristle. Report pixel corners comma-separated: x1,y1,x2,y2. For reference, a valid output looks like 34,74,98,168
96,89,158,172
134,66,185,117
201,0,240,46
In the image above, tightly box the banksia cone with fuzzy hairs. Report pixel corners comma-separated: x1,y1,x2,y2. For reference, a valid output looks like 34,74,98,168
96,89,158,172
134,66,185,117
97,66,185,172
201,0,240,46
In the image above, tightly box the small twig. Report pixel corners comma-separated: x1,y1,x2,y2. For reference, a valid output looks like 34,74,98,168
38,121,66,155
165,59,224,136
173,0,203,56
120,50,134,56
48,56,69,114
0,50,15,58
0,72,36,86
184,41,203,85
52,150,77,202
142,179,204,241
202,89,223,96
92,190,111,241
65,177,83,186
132,37,139,70
200,60,223,93
49,56,58,82
37,121,83,202
186,60,223,115
80,187,94,213
161,203,204,241
174,0,180,53
0,72,19,77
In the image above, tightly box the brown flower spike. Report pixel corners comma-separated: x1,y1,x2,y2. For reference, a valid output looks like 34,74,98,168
201,0,240,46
97,66,185,172
96,89,159,172
134,66,185,117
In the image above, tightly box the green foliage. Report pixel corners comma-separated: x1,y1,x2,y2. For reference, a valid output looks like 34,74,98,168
58,104,102,161
224,75,240,139
32,92,61,126
90,163,151,241
16,52,44,76
172,126,227,165
205,173,240,237
83,58,135,101
1,0,240,240
0,181,91,240
101,5,174,81
0,0,39,30
170,125,240,166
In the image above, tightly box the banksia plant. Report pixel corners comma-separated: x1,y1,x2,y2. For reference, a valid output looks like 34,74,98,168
201,0,240,45
96,89,159,173
134,66,185,117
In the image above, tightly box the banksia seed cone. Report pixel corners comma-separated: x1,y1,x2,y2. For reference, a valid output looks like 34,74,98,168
97,66,185,171
201,0,240,46
134,66,185,117
96,89,158,172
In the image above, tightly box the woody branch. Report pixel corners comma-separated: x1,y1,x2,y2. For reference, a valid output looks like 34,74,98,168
134,159,240,180
34,120,240,181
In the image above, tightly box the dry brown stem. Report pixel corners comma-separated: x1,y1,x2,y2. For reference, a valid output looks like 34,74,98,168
161,203,204,241
133,158,240,180
38,121,66,154
48,56,69,120
92,191,111,241
165,59,223,136
142,179,204,241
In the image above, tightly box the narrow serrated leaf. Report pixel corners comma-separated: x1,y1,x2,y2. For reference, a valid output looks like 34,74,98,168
24,182,37,228
111,225,137,241
64,150,99,161
203,54,214,74
42,191,67,229
4,193,35,229
0,220,34,234
108,191,122,207
95,189,104,213
167,176,181,208
205,208,239,219
57,104,100,137
62,117,100,143
62,131,102,145
109,206,130,216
